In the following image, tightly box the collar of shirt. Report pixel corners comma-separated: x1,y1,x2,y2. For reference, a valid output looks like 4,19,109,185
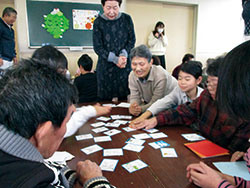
139,67,152,83
100,12,122,21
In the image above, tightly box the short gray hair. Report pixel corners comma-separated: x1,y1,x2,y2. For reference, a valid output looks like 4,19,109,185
130,44,152,63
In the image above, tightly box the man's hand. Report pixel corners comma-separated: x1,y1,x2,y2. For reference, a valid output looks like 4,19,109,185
129,102,142,116
76,160,103,185
0,58,3,67
13,57,18,65
93,103,112,116
116,56,127,69
130,117,157,130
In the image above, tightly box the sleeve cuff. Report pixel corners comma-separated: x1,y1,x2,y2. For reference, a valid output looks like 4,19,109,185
119,49,128,58
83,176,111,188
108,52,119,64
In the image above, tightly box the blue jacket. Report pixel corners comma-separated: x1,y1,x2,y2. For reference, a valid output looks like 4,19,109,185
0,18,16,61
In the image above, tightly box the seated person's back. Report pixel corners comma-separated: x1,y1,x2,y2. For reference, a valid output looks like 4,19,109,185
74,54,97,103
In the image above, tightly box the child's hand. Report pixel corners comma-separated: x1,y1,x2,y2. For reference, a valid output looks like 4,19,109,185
230,151,245,162
186,162,223,188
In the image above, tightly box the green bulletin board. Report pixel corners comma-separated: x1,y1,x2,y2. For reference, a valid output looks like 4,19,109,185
26,0,103,48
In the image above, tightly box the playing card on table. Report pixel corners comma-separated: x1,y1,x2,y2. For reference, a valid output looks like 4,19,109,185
132,133,151,140
96,116,111,122
123,143,144,152
122,126,136,132
160,148,178,157
81,144,103,155
104,129,121,136
181,133,205,141
122,159,148,173
100,159,119,172
92,127,109,133
143,128,159,133
126,138,145,146
75,134,93,141
116,102,130,108
149,132,168,139
103,148,123,156
148,140,170,149
90,122,106,128
94,136,112,143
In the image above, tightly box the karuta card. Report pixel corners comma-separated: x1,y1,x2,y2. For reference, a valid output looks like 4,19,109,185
122,127,136,132
102,103,116,107
126,138,145,146
132,133,151,140
160,148,178,157
122,159,148,173
104,129,121,136
116,102,130,108
94,136,112,143
123,143,144,152
149,132,168,139
120,115,132,120
100,159,119,172
81,144,103,155
181,133,205,141
90,122,106,128
103,148,123,156
143,128,159,133
105,122,121,128
110,115,121,120
113,120,128,125
96,116,111,122
75,134,93,141
92,127,109,133
148,140,170,149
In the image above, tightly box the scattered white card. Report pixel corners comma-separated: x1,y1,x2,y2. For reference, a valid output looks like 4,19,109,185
102,103,116,107
181,133,205,141
123,143,144,152
110,115,121,120
120,115,132,120
94,136,112,143
122,127,136,132
113,120,128,125
100,159,119,172
116,102,130,108
81,144,103,155
104,129,121,136
161,148,178,157
105,122,121,128
75,134,93,141
148,140,170,149
96,116,111,122
92,127,109,133
143,128,159,133
90,122,106,128
103,148,123,156
122,159,148,173
132,133,151,140
47,151,74,163
126,138,145,146
149,132,168,139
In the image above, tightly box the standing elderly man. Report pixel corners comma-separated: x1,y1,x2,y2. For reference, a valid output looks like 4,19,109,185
0,60,114,188
129,44,177,116
0,7,17,70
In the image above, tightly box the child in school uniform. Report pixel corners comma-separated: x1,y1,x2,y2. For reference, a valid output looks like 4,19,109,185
74,54,98,103
186,40,250,188
131,61,203,124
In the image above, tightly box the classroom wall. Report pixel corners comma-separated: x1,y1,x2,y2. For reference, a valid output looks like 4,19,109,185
13,0,244,75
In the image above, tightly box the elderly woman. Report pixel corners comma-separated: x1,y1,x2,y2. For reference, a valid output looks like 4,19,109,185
93,0,136,101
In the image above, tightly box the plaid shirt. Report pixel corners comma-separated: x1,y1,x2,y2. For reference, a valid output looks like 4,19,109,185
156,89,250,152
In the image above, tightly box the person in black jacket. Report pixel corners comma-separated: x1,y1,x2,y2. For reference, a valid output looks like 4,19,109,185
0,7,17,70
74,54,98,103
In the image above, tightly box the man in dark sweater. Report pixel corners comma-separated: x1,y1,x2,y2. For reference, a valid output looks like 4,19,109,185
0,59,114,188
74,54,98,103
0,7,17,70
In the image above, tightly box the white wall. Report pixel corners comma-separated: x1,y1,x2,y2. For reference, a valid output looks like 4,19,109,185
151,0,244,63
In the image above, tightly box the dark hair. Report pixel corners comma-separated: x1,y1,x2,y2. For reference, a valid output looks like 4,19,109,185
153,21,165,35
0,59,78,139
77,54,93,71
2,7,17,17
130,45,152,63
179,60,202,79
182,53,194,64
152,55,161,65
32,45,68,72
206,56,224,77
217,41,250,121
101,0,122,6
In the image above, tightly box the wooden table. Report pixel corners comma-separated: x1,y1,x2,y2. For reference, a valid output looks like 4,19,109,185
60,104,230,188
